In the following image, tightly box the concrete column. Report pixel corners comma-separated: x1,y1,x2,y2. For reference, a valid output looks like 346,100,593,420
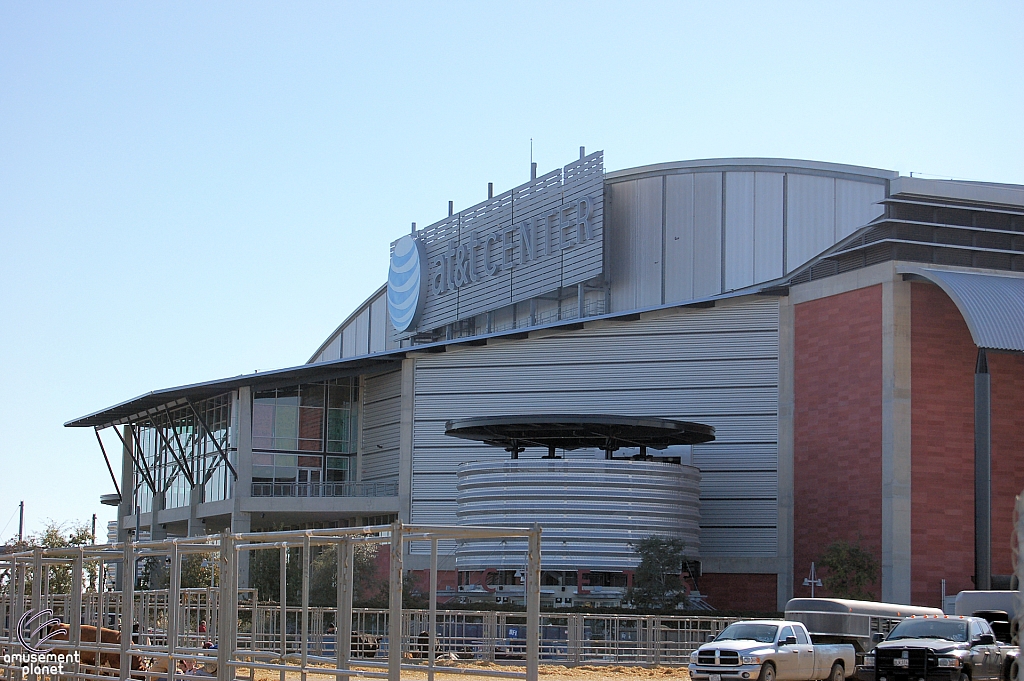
398,357,416,524
116,425,135,590
188,482,205,537
776,297,795,609
234,387,254,588
151,490,167,541
881,277,912,603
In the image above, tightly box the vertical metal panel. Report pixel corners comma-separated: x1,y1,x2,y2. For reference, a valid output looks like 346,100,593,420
836,179,885,239
693,173,723,297
320,336,341,362
410,297,780,558
637,177,664,307
664,173,695,304
341,323,356,358
369,294,387,354
725,172,755,292
384,296,400,351
608,180,637,311
786,174,835,272
354,308,370,356
754,172,785,282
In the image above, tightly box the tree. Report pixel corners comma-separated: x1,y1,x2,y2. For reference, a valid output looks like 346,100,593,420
0,520,98,594
627,537,692,610
818,540,879,599
181,553,218,589
248,542,384,607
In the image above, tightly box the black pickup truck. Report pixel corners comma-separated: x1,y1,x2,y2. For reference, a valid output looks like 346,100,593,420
863,615,1009,681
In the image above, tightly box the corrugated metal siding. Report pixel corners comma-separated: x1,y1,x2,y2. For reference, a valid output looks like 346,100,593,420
410,296,780,558
455,460,701,570
361,370,401,481
899,267,1024,352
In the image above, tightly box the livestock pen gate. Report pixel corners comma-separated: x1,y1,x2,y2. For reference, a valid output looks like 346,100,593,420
0,523,542,681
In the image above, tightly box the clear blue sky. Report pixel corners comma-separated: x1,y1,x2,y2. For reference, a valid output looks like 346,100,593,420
1,1,1021,541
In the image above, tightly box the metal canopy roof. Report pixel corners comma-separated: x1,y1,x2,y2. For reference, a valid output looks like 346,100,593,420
444,414,715,454
64,355,402,429
898,266,1024,353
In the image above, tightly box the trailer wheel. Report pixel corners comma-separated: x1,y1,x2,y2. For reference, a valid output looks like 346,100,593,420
758,662,776,681
828,662,844,681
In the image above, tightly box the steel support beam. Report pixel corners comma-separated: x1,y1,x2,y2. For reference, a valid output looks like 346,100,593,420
975,348,992,591
117,423,156,492
94,427,122,498
148,416,196,487
185,397,238,480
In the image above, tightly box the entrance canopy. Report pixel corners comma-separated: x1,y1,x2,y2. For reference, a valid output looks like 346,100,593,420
444,414,715,459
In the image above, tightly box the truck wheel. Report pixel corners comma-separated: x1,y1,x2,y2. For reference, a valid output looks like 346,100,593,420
1007,659,1018,681
828,663,844,681
958,673,970,681
758,662,776,681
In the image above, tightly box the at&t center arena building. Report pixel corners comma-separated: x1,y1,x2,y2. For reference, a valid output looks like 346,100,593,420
68,151,1024,611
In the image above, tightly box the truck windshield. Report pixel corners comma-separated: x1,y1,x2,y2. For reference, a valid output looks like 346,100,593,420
887,619,968,642
716,624,779,644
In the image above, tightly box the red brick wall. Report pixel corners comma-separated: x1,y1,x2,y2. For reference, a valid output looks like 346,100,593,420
911,283,1024,602
701,573,778,612
990,350,1024,577
910,283,975,604
793,286,883,600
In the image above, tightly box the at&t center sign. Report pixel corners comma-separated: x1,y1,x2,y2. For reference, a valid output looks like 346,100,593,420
388,151,604,335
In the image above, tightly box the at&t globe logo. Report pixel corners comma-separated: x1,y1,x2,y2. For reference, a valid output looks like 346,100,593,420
387,235,427,333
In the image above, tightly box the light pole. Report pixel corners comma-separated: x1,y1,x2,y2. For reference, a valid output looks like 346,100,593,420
803,562,822,597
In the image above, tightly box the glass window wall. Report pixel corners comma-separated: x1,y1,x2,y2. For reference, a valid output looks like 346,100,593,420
131,392,235,515
251,378,358,487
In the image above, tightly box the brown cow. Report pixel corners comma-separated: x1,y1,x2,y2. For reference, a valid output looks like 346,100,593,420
47,624,146,677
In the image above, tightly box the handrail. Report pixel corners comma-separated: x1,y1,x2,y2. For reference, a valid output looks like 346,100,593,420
250,481,398,498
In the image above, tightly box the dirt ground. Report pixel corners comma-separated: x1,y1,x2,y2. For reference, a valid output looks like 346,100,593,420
248,661,690,681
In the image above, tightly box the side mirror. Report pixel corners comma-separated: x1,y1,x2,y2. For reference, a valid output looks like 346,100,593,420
783,636,798,646
705,633,717,642
871,633,885,644
977,634,995,645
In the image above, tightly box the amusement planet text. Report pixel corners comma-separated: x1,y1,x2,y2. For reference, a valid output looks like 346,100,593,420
4,651,80,678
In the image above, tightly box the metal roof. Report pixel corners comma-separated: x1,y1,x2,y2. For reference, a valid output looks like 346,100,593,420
66,285,753,431
444,414,715,453
64,355,403,429
898,266,1024,353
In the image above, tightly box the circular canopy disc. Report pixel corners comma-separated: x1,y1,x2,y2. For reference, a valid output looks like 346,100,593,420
444,414,715,451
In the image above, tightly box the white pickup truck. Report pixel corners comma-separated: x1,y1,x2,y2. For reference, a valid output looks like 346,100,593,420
689,620,857,681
